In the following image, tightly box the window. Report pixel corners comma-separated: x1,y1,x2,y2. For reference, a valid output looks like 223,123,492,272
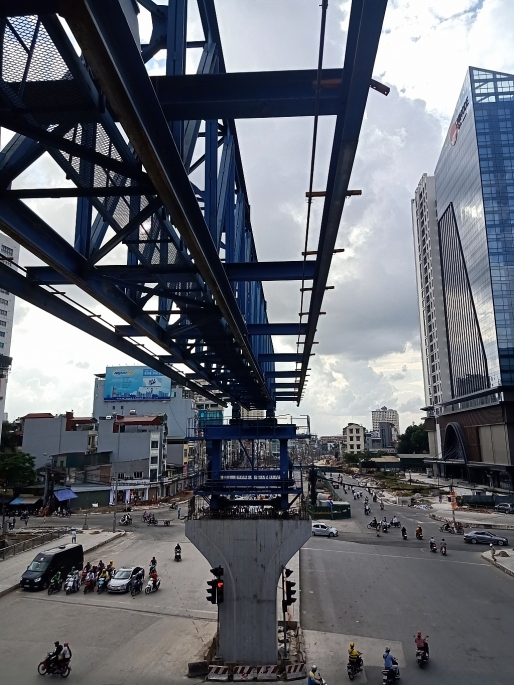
0,343,4,348
0,320,6,327
0,332,4,338
356,444,361,450
133,471,143,479
150,456,158,465
1,245,13,257
0,288,8,295
349,428,353,434
0,298,8,306
0,309,7,316
116,472,126,480
150,469,158,481
151,440,159,449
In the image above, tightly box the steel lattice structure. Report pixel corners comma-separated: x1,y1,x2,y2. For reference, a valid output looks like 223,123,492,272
0,0,388,411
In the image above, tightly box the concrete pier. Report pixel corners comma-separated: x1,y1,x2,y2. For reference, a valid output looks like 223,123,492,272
186,518,311,665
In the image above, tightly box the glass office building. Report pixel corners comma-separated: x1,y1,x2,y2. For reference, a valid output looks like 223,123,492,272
412,68,514,488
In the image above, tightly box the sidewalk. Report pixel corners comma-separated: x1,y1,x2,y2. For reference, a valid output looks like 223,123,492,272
428,501,514,530
481,548,514,578
0,529,124,598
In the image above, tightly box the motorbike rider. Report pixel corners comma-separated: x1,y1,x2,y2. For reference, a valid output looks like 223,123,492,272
392,515,398,526
97,560,105,574
380,500,384,510
98,567,109,585
416,525,422,538
442,521,452,532
72,568,80,591
429,536,436,550
370,516,377,528
50,570,62,588
401,526,407,538
440,538,447,551
150,568,158,590
150,555,157,569
175,543,181,557
415,632,429,657
383,646,399,679
307,665,322,685
62,642,72,662
49,641,63,669
348,641,363,668
106,560,115,577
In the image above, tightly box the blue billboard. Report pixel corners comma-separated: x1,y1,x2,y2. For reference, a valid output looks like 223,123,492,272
104,366,172,401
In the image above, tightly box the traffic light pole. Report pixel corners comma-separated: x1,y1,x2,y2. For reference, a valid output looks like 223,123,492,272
281,567,287,660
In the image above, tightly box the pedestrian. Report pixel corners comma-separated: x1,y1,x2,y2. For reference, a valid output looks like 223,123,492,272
438,493,443,504
71,528,77,544
12,516,16,529
177,507,181,520
490,543,496,561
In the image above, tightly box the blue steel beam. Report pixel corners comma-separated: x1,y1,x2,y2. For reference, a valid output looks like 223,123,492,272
62,0,270,405
297,0,388,401
248,324,307,335
259,354,303,363
0,261,225,405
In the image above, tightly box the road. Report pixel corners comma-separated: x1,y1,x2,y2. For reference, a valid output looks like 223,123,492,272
0,516,215,685
301,479,514,685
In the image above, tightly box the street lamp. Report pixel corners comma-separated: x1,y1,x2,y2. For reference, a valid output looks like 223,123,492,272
112,420,121,533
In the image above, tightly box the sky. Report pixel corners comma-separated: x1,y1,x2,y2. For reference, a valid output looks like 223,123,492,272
3,0,514,435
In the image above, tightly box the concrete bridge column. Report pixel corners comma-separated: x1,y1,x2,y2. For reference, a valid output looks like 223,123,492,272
186,518,311,665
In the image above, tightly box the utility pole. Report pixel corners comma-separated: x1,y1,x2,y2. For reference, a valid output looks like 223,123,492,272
112,420,121,533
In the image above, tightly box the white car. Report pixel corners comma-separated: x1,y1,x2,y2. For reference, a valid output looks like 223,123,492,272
312,523,338,538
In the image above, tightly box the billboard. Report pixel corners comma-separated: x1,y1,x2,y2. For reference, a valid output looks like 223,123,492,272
104,366,172,401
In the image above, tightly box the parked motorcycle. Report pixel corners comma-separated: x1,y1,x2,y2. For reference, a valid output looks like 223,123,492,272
38,654,71,677
47,578,63,595
145,576,161,594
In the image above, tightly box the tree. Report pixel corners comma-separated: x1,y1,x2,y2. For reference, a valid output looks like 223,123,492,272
397,423,429,454
0,451,37,531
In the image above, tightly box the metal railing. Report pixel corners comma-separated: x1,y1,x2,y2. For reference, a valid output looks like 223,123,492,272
0,528,70,561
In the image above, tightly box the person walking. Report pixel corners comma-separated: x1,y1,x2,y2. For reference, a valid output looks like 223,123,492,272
71,528,77,544
177,507,181,520
490,543,496,561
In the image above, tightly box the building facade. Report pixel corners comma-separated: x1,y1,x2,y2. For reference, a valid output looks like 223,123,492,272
342,423,366,454
371,407,399,432
413,67,514,488
0,232,19,424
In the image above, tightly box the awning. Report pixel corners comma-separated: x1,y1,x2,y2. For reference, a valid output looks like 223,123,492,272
9,495,42,505
54,488,78,502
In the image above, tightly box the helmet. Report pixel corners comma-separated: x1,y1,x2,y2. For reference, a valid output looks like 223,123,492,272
312,665,317,672
417,632,422,637
350,642,354,648
385,647,390,653
64,643,68,647
54,641,59,647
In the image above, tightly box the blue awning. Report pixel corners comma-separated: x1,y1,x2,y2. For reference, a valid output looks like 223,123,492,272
54,488,77,502
9,495,42,505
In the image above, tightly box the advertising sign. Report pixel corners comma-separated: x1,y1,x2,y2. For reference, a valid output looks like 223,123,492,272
104,366,172,401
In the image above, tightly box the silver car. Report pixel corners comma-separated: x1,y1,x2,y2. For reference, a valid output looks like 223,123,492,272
107,566,143,593
463,530,508,546
312,522,338,538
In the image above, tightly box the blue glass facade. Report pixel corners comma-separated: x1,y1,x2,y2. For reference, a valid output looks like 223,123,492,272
435,67,514,397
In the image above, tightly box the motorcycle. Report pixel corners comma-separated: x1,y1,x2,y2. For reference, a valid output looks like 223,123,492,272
64,575,77,595
169,502,178,510
429,541,437,553
38,654,71,678
416,636,429,668
145,576,161,594
440,543,447,556
439,523,453,533
381,660,400,684
367,519,378,530
416,531,423,540
131,577,143,597
120,514,132,525
147,516,158,526
364,506,371,516
174,548,182,562
48,578,63,595
347,655,364,681
381,522,389,533
97,576,108,594
390,519,401,528
402,530,407,540
83,578,96,594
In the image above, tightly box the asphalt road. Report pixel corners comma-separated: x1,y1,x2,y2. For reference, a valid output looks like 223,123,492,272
0,519,215,685
301,486,514,685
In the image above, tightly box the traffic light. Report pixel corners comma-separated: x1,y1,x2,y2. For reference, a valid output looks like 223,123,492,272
285,580,297,605
206,579,217,604
216,579,224,604
206,566,224,605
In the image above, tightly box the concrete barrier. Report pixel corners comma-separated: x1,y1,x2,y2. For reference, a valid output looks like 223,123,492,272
285,663,306,680
233,665,257,681
207,665,229,681
255,665,279,681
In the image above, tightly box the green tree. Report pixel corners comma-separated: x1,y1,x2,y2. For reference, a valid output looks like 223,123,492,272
397,423,429,454
0,451,37,488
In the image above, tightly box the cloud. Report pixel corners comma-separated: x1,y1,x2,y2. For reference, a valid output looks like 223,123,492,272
13,304,29,325
75,361,90,369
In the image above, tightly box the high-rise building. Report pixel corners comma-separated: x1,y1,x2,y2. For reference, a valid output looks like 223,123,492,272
412,67,514,489
0,232,19,425
371,407,399,432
